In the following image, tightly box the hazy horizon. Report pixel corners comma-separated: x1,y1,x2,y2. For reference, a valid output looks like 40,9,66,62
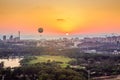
0,33,119,40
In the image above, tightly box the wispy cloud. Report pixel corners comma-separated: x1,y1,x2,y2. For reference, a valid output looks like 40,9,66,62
56,19,65,22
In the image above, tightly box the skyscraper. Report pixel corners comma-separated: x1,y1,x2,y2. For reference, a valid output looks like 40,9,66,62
9,35,13,40
3,35,6,41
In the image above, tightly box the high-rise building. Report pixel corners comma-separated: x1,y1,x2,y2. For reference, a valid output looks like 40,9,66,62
3,35,6,41
9,35,13,40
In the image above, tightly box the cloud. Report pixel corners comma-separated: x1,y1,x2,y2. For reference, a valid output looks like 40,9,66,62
56,19,65,22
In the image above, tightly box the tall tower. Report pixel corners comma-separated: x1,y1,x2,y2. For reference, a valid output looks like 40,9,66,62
18,31,20,40
3,35,6,41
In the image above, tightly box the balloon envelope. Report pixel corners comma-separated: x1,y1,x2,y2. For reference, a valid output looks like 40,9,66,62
38,28,43,33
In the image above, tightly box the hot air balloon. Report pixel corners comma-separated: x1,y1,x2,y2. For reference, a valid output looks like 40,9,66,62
38,28,43,33
38,28,43,38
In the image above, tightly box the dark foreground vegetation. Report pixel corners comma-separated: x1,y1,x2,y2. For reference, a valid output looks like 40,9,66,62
0,62,87,80
60,48,120,77
0,42,120,80
20,48,120,79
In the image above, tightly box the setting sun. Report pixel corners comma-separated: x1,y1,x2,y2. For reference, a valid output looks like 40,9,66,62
65,33,69,36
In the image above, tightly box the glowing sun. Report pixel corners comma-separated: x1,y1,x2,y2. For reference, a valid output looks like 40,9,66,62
65,33,69,36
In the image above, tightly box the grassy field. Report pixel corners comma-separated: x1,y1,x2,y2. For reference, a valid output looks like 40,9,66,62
29,55,75,67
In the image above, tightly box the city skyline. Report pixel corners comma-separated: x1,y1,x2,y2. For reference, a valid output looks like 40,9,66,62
0,0,120,35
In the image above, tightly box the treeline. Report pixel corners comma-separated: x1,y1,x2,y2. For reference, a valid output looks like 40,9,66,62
59,48,120,77
0,62,88,80
1,43,120,78
0,46,50,58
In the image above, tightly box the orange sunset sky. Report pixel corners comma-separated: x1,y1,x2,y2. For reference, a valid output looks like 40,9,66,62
0,0,120,35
